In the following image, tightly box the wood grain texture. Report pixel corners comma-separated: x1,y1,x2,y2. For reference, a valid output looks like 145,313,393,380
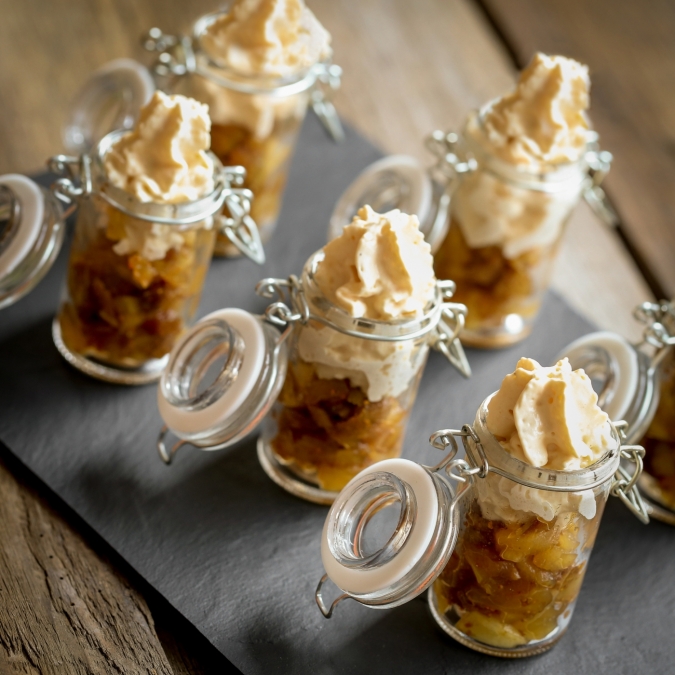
0,0,662,670
481,0,675,298
0,452,175,675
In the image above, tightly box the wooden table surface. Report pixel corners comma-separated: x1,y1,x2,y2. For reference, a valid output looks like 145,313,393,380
0,0,670,672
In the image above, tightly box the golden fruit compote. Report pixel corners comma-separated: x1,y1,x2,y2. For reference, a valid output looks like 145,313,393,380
434,502,601,649
433,221,558,344
58,198,215,368
210,113,303,256
641,350,675,509
270,360,408,492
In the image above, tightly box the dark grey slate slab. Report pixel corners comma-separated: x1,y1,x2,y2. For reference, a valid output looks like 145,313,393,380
1,113,672,675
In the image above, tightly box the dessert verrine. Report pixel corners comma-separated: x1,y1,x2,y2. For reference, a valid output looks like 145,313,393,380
168,0,333,257
433,53,602,348
432,357,616,652
261,205,438,497
54,92,222,384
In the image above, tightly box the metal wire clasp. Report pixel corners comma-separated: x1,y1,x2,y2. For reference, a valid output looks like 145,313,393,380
427,425,489,483
611,421,649,523
634,300,675,368
583,131,618,227
215,166,265,264
311,62,345,143
142,28,195,78
48,154,93,219
432,280,471,378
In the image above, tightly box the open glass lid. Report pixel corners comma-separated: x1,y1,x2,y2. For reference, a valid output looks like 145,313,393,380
156,306,290,464
0,174,65,309
557,302,675,444
63,59,155,154
328,155,432,241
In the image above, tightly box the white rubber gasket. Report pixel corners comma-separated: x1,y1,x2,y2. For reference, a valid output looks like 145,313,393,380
0,175,44,278
328,155,432,240
321,458,439,596
157,308,266,435
558,330,639,421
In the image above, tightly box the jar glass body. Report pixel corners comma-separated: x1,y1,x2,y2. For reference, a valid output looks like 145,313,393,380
640,348,675,522
172,59,311,257
433,113,588,348
55,193,215,383
429,407,612,657
258,258,433,503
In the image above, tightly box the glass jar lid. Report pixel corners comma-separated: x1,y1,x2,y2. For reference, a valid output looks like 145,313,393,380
63,59,155,155
557,301,675,444
0,175,65,310
157,307,289,463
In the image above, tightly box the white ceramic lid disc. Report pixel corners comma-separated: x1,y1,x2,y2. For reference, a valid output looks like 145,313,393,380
328,155,432,240
63,59,155,154
158,308,266,435
321,458,438,596
557,330,639,422
0,175,44,278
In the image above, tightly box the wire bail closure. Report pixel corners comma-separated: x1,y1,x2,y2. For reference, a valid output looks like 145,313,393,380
634,299,675,367
47,148,264,263
255,275,471,376
424,126,618,230
142,26,345,143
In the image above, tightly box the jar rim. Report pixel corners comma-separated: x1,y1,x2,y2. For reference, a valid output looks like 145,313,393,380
93,129,229,224
191,9,328,96
462,107,594,191
474,394,621,491
300,249,444,341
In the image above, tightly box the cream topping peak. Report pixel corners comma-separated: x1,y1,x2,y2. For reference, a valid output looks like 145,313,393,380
487,357,614,471
104,92,214,204
481,52,590,168
201,0,331,78
314,205,436,321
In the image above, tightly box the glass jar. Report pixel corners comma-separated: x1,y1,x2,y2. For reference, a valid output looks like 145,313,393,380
316,397,648,657
0,175,66,310
155,253,471,504
143,11,344,260
428,113,614,348
558,300,675,525
48,130,253,385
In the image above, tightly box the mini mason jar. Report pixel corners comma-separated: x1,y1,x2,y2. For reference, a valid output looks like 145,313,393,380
48,130,255,385
0,175,66,310
155,253,471,504
326,118,614,350
143,12,344,259
316,397,648,658
559,301,675,525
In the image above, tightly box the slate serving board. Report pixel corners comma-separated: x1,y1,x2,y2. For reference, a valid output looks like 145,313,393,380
1,113,673,675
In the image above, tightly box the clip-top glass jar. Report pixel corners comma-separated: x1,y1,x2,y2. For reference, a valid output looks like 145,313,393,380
558,301,675,525
428,113,614,348
316,397,648,658
48,130,255,385
143,8,344,259
155,252,471,504
0,175,66,310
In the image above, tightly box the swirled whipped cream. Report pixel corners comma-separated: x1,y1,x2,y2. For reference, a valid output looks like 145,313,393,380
201,0,331,78
104,92,214,204
103,92,215,261
475,357,614,523
453,53,590,258
191,0,330,138
298,206,436,401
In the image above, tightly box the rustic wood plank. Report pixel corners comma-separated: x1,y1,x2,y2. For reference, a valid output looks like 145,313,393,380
0,451,176,675
480,0,675,298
